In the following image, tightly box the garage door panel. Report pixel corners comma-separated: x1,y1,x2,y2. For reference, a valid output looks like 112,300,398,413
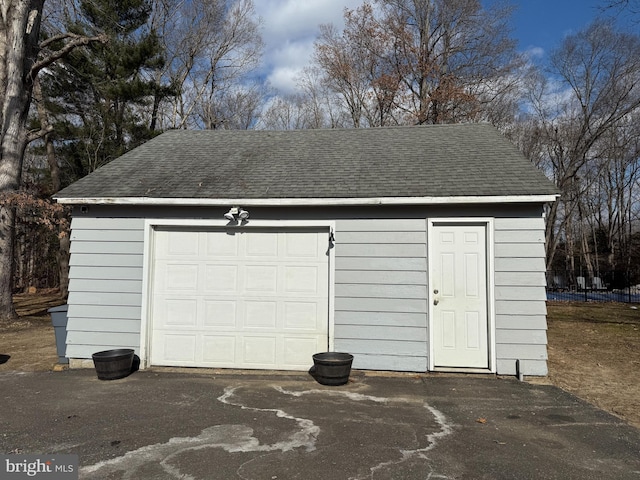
167,231,199,256
159,334,197,362
165,264,199,290
204,264,238,292
283,337,323,366
284,302,320,330
163,298,198,327
285,265,319,293
202,335,235,363
284,232,321,258
245,265,278,293
244,301,277,329
246,232,278,257
151,228,330,370
205,231,239,257
242,336,277,365
203,300,236,326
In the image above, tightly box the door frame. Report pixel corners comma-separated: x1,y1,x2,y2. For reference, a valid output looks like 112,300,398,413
427,218,496,373
139,218,336,370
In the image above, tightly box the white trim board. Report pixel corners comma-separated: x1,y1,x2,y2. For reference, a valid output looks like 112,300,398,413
55,194,559,206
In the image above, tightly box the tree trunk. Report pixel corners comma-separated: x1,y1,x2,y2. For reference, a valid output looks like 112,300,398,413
57,231,69,298
0,0,45,322
0,206,17,321
33,73,70,297
545,198,562,271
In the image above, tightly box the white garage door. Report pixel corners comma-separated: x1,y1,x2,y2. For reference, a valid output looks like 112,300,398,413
150,227,330,370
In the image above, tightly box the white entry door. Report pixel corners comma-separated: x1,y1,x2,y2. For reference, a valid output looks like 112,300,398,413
150,227,330,370
431,223,489,369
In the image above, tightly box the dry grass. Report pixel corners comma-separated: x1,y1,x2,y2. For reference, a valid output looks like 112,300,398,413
0,292,64,371
547,301,640,325
546,302,640,428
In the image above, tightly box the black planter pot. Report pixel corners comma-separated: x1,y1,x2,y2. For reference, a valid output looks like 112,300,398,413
92,349,135,380
312,352,354,386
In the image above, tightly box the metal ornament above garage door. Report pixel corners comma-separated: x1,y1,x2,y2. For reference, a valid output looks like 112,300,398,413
149,227,330,370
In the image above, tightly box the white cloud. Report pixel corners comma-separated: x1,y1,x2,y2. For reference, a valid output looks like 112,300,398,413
257,0,359,43
254,0,362,95
267,65,305,93
525,46,545,60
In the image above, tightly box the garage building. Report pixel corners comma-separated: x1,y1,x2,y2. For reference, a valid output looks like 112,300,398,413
54,124,558,375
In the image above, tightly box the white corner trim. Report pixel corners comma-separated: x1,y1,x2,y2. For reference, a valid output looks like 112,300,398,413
54,194,559,206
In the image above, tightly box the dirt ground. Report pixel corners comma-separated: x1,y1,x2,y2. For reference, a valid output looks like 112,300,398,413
1,294,639,430
0,292,63,371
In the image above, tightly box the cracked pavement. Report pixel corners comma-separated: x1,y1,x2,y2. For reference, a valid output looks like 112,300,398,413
1,370,639,479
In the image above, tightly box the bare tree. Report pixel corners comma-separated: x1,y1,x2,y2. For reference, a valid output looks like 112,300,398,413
577,114,640,283
312,0,523,127
314,22,367,127
314,3,404,128
296,66,349,129
377,0,523,124
601,0,640,16
198,85,264,130
260,95,312,131
260,66,351,131
151,0,263,130
523,20,640,273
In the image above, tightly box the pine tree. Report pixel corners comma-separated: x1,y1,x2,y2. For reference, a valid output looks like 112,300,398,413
42,0,168,181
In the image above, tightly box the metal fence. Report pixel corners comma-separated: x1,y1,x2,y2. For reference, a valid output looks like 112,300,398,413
546,271,640,303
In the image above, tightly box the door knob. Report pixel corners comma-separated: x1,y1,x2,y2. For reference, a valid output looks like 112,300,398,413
434,299,439,305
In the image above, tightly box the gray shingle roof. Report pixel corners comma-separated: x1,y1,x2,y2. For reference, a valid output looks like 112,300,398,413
54,124,558,202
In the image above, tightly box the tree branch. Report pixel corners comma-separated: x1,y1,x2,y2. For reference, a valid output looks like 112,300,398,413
26,125,53,144
39,32,85,49
29,33,109,80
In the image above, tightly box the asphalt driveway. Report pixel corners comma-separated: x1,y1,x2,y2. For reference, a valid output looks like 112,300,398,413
1,369,639,479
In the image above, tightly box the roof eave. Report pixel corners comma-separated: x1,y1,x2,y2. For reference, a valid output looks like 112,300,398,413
54,194,560,206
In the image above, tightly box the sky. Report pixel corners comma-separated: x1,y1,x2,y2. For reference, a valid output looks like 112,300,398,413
253,0,618,95
510,0,606,56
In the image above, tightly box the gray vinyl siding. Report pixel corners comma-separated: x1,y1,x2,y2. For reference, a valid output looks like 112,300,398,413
66,217,145,359
493,216,548,376
333,213,548,375
64,204,549,376
333,219,428,372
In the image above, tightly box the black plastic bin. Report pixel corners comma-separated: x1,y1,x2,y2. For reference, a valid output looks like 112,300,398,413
92,349,135,380
312,352,354,386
